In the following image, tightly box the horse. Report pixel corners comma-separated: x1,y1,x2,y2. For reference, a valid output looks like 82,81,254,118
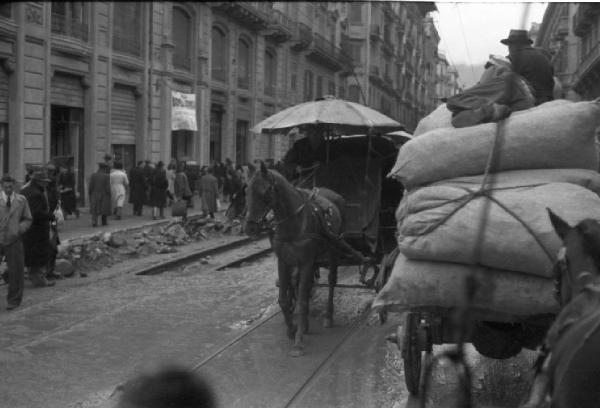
521,209,600,408
245,161,349,357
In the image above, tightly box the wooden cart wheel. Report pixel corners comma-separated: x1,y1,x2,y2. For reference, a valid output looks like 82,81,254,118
402,312,423,395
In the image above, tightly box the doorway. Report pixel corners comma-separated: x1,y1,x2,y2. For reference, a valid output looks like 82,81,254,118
51,105,84,204
111,144,136,173
171,130,193,162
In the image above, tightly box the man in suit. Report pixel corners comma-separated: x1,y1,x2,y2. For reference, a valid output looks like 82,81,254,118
20,170,56,288
89,163,112,227
501,29,555,106
0,175,32,310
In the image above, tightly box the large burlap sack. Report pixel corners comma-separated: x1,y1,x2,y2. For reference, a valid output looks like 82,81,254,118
397,178,600,277
413,103,453,137
372,253,559,319
390,99,600,188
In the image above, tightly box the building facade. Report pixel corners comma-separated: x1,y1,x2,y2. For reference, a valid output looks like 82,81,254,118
534,3,600,100
0,1,447,200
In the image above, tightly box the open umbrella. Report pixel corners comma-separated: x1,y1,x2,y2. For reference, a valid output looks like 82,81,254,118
251,95,404,135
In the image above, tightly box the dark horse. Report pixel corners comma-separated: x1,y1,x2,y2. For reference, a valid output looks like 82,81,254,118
522,209,600,408
245,161,349,357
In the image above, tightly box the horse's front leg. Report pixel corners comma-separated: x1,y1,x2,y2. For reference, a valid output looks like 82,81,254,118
277,259,296,340
291,262,313,357
324,255,338,328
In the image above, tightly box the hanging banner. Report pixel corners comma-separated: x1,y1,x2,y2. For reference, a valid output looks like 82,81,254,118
171,91,197,131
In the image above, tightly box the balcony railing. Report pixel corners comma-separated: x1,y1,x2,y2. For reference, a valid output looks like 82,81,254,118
212,68,227,83
51,13,89,42
238,76,250,90
173,53,191,71
113,32,141,56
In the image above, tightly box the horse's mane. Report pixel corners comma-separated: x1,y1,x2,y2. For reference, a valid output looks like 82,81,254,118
577,218,600,271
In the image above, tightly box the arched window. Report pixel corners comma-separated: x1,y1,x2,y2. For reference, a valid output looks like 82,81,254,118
211,26,228,82
264,49,276,96
238,38,251,89
172,7,191,70
113,2,141,56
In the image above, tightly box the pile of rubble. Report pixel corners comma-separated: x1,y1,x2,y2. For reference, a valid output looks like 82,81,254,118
55,217,244,276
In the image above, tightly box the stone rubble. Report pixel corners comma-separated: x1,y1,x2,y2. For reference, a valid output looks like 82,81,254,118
55,217,245,277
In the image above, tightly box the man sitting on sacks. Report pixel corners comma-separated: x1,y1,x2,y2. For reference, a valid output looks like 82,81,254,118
446,54,536,128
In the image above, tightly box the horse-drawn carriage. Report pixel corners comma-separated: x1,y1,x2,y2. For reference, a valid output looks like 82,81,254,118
246,96,406,355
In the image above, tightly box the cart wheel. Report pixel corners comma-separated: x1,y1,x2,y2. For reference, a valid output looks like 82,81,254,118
402,312,423,395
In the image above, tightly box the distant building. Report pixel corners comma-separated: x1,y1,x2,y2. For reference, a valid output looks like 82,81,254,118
0,1,447,195
534,3,600,100
434,51,462,104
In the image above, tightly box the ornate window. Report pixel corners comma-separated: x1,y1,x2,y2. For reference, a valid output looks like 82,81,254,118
172,7,192,71
237,38,251,90
264,49,277,96
113,3,142,56
211,26,228,82
52,2,88,41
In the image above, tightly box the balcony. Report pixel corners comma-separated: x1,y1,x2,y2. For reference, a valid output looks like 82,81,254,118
370,24,381,41
51,13,88,42
573,3,600,37
173,53,191,71
290,22,312,51
265,9,293,43
306,33,343,71
113,32,141,57
209,2,271,31
211,68,227,83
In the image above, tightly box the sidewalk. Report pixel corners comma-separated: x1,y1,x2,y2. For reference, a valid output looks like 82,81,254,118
57,195,226,244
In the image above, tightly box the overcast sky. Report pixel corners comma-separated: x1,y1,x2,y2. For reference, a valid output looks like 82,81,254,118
432,2,548,83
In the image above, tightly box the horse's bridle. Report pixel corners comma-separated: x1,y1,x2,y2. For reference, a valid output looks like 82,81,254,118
246,172,308,229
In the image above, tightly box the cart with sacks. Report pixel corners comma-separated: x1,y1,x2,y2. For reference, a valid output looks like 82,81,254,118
372,99,600,395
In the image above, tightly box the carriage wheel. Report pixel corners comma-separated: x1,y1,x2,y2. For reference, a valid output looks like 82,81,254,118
402,312,423,395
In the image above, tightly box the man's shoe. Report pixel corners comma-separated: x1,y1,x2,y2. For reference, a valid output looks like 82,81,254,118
6,303,19,311
32,279,56,288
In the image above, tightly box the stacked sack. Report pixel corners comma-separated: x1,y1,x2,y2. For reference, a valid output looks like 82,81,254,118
373,99,600,319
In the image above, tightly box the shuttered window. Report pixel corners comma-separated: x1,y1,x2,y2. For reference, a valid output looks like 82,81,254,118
172,7,191,70
0,68,8,123
51,73,84,107
111,85,136,144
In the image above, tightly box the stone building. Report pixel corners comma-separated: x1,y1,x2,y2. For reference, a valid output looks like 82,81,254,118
0,1,443,200
434,51,462,102
534,3,600,100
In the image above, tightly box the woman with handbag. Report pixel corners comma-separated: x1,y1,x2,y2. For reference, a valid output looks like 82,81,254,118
57,164,80,219
173,162,192,221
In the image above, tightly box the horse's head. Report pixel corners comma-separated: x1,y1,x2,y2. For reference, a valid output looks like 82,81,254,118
548,208,600,305
245,161,276,237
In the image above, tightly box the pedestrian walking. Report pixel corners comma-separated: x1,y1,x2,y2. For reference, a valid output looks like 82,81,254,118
129,161,146,216
19,170,56,288
142,160,155,207
89,163,112,227
149,161,168,220
166,162,176,206
57,164,80,219
46,163,60,215
199,167,219,219
174,162,192,221
0,175,32,310
110,161,129,220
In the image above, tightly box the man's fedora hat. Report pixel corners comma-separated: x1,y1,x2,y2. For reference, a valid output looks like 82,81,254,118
500,29,533,45
31,170,51,182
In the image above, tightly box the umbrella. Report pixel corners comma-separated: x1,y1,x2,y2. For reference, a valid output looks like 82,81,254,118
385,130,413,145
251,95,404,135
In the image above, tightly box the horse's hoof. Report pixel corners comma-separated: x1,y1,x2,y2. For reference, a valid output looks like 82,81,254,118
287,326,297,340
290,346,305,357
323,317,333,328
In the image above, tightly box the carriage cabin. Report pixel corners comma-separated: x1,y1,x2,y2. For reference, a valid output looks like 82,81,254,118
287,133,404,262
